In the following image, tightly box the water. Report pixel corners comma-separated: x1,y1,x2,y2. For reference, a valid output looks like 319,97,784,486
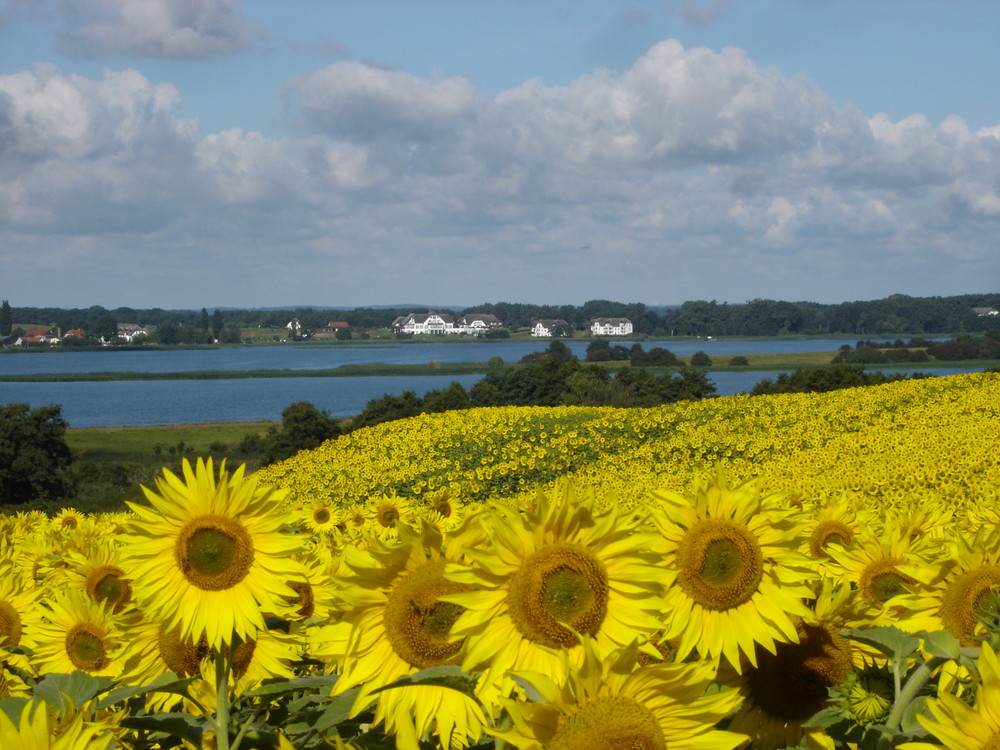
0,338,885,376
0,339,978,428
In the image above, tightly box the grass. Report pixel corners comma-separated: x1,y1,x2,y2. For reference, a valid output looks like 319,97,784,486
66,421,274,460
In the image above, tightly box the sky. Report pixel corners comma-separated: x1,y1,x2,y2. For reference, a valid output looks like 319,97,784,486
1,1,999,310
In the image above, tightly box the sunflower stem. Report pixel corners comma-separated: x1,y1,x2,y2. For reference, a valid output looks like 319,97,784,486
215,647,232,750
877,655,946,750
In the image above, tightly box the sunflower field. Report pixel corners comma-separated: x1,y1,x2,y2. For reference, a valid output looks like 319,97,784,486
1,371,1000,749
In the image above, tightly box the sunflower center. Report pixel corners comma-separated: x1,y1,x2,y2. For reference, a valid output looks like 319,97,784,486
86,566,132,613
678,519,763,611
859,558,917,604
157,625,211,677
939,565,1000,646
809,520,854,557
66,624,111,672
747,621,853,722
547,697,666,750
313,508,331,525
384,558,469,669
984,732,1000,750
507,543,609,649
0,601,23,647
378,508,400,528
175,515,254,591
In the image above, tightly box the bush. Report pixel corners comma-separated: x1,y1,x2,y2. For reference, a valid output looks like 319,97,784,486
690,350,713,367
729,355,750,366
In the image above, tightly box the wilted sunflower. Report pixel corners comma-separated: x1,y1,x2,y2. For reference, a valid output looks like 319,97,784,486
493,637,748,750
899,639,1000,749
123,458,305,648
650,472,818,671
444,482,667,690
319,522,489,748
32,589,124,678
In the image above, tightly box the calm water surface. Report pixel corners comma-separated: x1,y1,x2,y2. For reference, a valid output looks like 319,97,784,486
0,339,977,428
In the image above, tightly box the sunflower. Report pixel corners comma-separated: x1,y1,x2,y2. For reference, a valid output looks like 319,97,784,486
801,496,869,576
32,589,125,678
896,525,1000,647
493,637,748,750
899,640,1000,749
0,700,113,750
123,458,305,648
444,481,667,691
0,565,41,671
825,520,936,622
365,494,415,540
301,500,342,536
319,521,489,748
61,541,133,614
724,577,872,749
650,472,818,671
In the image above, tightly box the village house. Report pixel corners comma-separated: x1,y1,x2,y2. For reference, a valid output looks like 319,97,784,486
454,313,503,334
317,321,351,336
590,317,634,336
972,307,999,317
392,311,455,335
115,324,149,343
531,319,572,337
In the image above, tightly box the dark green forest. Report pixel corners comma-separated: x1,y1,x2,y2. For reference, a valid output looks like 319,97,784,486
5,292,1000,339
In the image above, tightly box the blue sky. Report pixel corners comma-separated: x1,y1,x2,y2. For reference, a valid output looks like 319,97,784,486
2,0,999,309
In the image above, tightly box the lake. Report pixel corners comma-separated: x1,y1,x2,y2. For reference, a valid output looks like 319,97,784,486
0,339,977,428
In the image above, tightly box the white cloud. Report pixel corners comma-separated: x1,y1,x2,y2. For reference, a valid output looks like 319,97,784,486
57,0,265,58
3,39,999,307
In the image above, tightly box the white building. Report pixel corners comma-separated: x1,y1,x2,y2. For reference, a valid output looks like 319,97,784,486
392,312,456,335
392,311,505,335
116,323,149,342
590,317,634,336
531,319,571,337
455,313,503,334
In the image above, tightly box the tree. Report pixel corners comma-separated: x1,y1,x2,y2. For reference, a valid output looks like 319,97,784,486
0,300,11,336
690,350,713,367
259,402,341,464
211,310,225,341
0,404,75,505
92,313,118,343
199,308,210,332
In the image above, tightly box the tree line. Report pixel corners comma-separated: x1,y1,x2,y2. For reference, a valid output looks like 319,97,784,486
4,292,1000,341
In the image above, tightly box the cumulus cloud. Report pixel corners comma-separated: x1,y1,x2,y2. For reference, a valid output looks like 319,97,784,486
57,0,265,58
3,39,999,307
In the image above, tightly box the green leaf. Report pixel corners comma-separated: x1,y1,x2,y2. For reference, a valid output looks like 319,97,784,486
845,627,920,661
900,695,932,734
0,697,29,724
97,672,199,710
368,666,479,700
509,673,546,704
312,688,362,734
32,671,115,710
242,674,338,699
119,712,205,743
917,630,961,660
